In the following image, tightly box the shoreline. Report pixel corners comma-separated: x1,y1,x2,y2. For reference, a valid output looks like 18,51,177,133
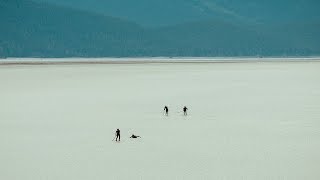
1,57,320,65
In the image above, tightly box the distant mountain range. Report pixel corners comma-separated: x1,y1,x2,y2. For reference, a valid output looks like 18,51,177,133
34,0,320,27
0,0,319,57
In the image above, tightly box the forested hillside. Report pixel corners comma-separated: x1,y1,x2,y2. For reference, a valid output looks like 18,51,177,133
0,0,150,57
34,0,320,27
0,0,319,57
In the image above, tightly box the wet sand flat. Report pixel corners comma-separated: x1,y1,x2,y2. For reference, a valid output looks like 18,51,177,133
1,59,320,180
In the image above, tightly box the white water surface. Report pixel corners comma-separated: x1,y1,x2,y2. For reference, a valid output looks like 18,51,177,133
1,59,320,180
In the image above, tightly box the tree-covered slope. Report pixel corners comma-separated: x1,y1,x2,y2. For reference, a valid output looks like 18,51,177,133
32,0,251,27
34,0,320,27
0,0,149,57
213,0,320,24
0,0,319,57
149,21,320,56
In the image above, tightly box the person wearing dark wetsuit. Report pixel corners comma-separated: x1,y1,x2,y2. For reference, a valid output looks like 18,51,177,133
183,106,188,116
130,134,140,138
115,129,120,141
164,106,169,116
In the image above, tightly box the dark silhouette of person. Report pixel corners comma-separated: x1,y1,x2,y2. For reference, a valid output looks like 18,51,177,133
183,106,188,116
164,106,169,116
115,129,120,141
130,134,140,138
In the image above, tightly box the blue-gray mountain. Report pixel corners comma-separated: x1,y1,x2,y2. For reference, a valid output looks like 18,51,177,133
34,0,320,27
0,0,148,57
0,0,319,57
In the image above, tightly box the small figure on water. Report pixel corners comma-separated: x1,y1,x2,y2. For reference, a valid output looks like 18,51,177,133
164,106,169,116
115,128,121,141
183,106,188,116
130,134,141,138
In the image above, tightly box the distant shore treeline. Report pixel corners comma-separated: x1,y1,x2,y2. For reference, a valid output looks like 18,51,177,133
0,0,319,57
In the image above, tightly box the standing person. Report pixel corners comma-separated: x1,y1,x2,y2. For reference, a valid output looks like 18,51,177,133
115,129,121,141
183,106,188,116
164,106,169,116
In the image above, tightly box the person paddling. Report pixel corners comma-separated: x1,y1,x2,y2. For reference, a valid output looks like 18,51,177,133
164,106,169,116
115,129,121,141
183,106,188,116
